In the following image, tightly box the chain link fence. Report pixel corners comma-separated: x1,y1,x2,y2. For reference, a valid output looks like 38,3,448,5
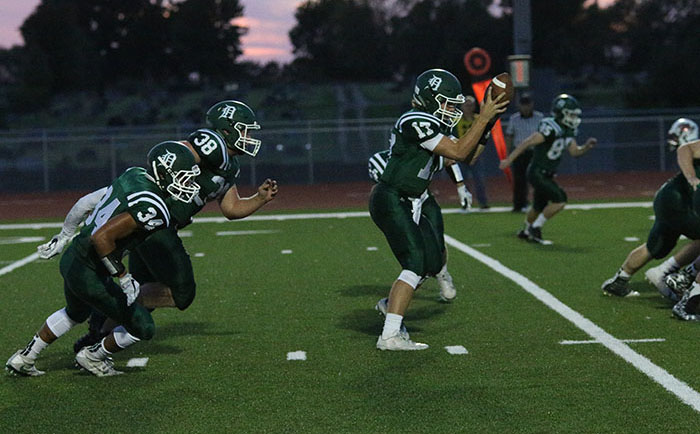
0,114,696,193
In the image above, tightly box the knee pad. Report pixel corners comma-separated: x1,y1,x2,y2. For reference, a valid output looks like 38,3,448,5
398,270,421,289
46,308,79,338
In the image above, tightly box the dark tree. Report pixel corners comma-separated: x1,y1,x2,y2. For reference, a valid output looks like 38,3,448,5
289,0,391,80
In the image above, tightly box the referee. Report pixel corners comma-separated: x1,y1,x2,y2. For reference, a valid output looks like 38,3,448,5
505,92,543,212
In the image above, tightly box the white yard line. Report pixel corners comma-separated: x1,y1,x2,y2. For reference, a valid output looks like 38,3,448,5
444,234,700,413
560,338,666,345
0,252,39,277
0,201,654,230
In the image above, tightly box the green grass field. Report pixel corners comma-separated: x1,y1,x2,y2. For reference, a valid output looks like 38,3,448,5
2,203,700,433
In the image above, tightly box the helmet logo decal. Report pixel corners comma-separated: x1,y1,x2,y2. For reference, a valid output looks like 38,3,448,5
157,150,177,169
219,105,237,120
428,75,442,91
556,99,566,108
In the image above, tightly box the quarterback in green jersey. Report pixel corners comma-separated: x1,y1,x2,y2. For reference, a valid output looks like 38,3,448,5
370,68,508,351
369,149,471,306
35,101,278,356
600,118,700,304
7,142,201,377
499,94,596,244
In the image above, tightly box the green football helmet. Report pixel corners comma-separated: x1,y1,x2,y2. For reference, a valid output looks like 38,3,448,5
412,69,466,128
551,94,581,129
147,141,201,203
205,100,261,157
667,118,699,151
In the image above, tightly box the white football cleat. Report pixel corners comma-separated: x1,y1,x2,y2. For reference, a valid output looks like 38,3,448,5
375,298,410,340
436,269,457,301
5,350,45,377
645,264,672,293
75,347,123,377
376,333,429,351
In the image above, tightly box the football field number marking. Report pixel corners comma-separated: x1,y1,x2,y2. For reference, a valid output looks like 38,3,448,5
444,234,700,414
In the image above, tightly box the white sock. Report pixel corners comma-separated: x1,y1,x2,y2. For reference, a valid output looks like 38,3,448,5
22,334,49,361
618,268,631,279
532,214,548,228
662,256,680,273
87,338,112,361
436,264,449,279
381,313,404,339
524,220,532,229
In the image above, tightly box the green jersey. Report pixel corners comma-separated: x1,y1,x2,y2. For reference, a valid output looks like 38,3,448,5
530,117,577,172
72,167,172,266
168,129,241,227
380,110,451,197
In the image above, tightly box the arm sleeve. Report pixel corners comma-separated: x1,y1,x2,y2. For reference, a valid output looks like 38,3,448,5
60,187,108,237
447,163,464,184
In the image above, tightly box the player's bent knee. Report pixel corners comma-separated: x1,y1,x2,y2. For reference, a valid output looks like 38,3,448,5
126,307,156,340
172,281,196,311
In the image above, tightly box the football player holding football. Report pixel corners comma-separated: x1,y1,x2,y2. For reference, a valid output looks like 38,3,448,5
499,94,596,244
368,148,471,304
370,68,508,351
6,142,201,377
600,118,700,299
30,101,278,370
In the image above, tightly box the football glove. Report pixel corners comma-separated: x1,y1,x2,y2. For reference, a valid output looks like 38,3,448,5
119,273,140,306
457,185,473,210
37,233,71,259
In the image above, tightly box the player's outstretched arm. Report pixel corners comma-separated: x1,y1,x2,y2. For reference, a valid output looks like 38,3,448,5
568,137,596,157
499,132,545,169
218,179,279,220
37,187,108,259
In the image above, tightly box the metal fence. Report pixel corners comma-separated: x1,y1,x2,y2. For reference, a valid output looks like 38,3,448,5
0,114,695,193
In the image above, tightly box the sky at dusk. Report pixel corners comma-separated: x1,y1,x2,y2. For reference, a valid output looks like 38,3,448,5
0,0,299,64
0,0,616,64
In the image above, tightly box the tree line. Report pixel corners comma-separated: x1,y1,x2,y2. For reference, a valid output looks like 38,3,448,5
0,0,698,110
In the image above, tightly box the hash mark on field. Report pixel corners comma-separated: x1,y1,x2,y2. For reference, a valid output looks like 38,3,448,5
560,338,666,345
281,249,293,254
126,357,149,368
444,234,700,414
366,246,378,251
444,345,468,355
624,237,640,242
287,351,307,361
178,230,193,238
194,253,205,258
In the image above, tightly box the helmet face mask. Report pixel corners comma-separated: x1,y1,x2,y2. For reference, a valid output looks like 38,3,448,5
206,100,262,157
413,69,466,128
667,118,699,151
148,142,201,203
551,94,582,129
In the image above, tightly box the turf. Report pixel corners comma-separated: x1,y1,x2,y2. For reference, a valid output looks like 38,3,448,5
1,204,700,433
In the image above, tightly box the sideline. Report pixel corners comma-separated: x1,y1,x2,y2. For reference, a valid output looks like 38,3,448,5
0,201,653,229
444,234,700,413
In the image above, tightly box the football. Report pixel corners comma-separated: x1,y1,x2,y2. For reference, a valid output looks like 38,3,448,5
488,72,514,104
